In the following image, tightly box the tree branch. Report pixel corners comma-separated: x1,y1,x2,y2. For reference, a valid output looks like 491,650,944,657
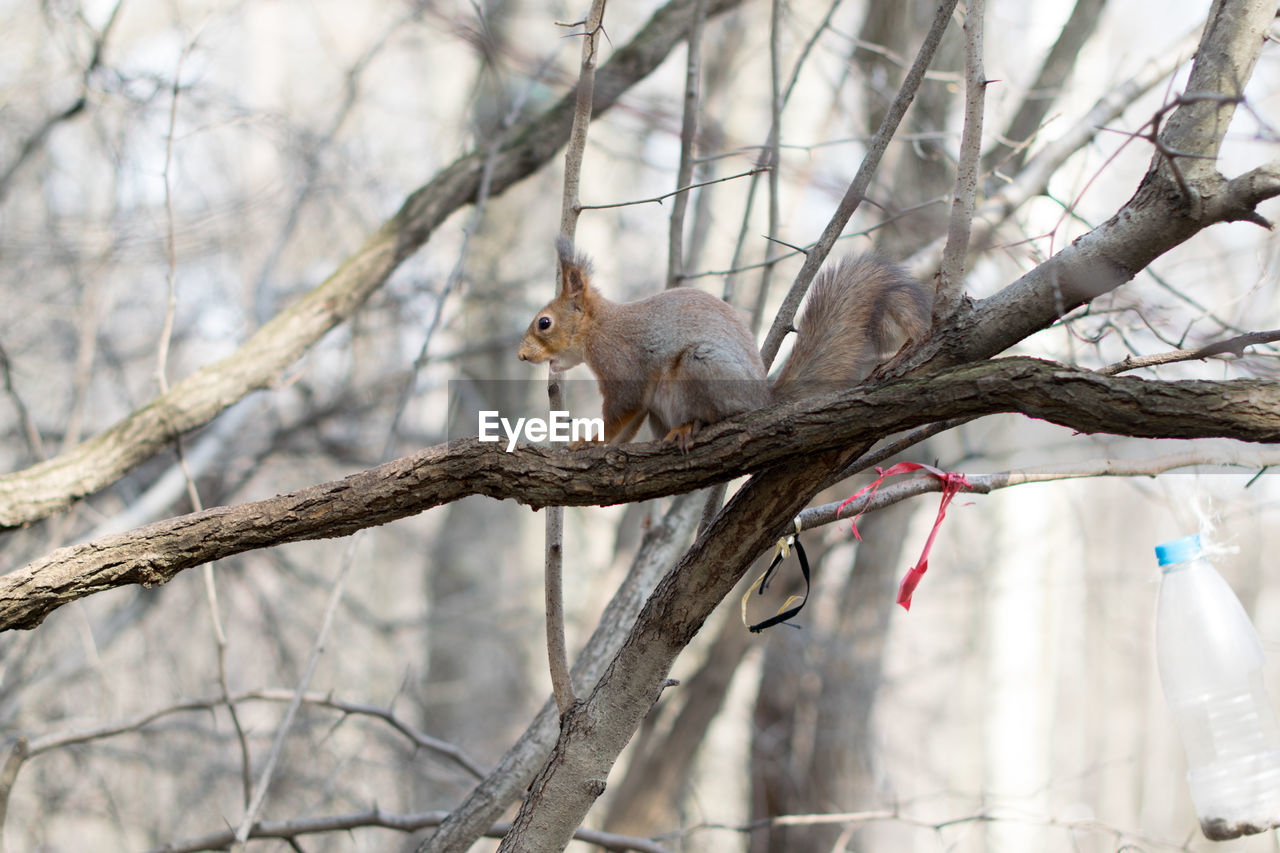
145,807,673,853
5,358,1280,633
934,0,987,321
799,445,1280,532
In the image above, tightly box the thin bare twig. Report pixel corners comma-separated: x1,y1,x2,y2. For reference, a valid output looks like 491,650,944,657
545,0,609,718
722,0,844,309
20,689,485,780
0,737,28,853
158,33,255,811
1098,329,1280,375
904,24,1200,281
982,0,1107,181
578,167,766,210
666,0,707,288
934,0,987,322
0,344,45,462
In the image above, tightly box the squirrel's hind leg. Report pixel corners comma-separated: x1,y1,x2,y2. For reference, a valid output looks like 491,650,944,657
661,421,703,454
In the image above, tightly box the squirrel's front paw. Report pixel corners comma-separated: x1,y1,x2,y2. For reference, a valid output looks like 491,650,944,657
662,421,702,454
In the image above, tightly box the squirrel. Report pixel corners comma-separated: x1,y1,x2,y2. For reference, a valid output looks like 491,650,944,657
517,239,932,450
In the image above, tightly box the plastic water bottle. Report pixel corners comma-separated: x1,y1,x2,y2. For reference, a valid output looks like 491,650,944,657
1156,534,1280,840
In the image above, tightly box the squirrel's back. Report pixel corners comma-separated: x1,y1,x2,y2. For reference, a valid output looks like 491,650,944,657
772,255,931,403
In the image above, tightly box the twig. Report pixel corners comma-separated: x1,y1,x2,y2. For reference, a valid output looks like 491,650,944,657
1098,329,1280,375
903,24,1200,281
981,0,1107,181
578,167,767,210
934,0,987,323
731,0,845,319
666,0,707,288
0,343,45,462
798,446,1280,534
701,0,778,532
0,737,28,853
159,33,255,812
248,6,419,325
546,0,610,718
673,805,1198,851
753,0,784,327
418,494,701,852
20,689,486,781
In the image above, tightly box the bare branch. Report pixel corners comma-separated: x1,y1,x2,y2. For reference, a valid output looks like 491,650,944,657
0,737,28,853
905,24,1200,281
419,495,702,852
800,446,1280,532
935,0,988,321
22,689,486,781
546,0,610,719
1099,329,1280,375
580,167,768,210
666,0,707,287
0,1,124,203
146,807,673,853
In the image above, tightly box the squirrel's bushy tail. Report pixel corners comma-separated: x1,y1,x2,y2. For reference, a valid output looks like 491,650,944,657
771,255,931,403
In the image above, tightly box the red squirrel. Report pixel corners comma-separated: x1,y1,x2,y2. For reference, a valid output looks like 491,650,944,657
517,239,931,449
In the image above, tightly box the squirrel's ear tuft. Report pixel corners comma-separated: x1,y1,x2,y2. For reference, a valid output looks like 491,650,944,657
556,237,592,296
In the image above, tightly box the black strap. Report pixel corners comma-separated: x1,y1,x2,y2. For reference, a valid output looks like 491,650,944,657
748,536,810,633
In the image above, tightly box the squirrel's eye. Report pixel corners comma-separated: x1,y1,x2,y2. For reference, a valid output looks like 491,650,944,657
537,316,552,331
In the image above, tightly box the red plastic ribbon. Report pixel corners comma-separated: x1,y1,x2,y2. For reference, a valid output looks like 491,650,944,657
837,462,970,611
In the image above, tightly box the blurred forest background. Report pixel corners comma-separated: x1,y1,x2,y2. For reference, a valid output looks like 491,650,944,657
1,0,1279,851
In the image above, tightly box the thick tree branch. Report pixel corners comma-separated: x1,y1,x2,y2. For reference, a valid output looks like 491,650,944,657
0,0,746,531
4,358,1280,633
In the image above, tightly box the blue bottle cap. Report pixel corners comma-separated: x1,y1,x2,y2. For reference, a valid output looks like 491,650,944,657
1155,534,1202,566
